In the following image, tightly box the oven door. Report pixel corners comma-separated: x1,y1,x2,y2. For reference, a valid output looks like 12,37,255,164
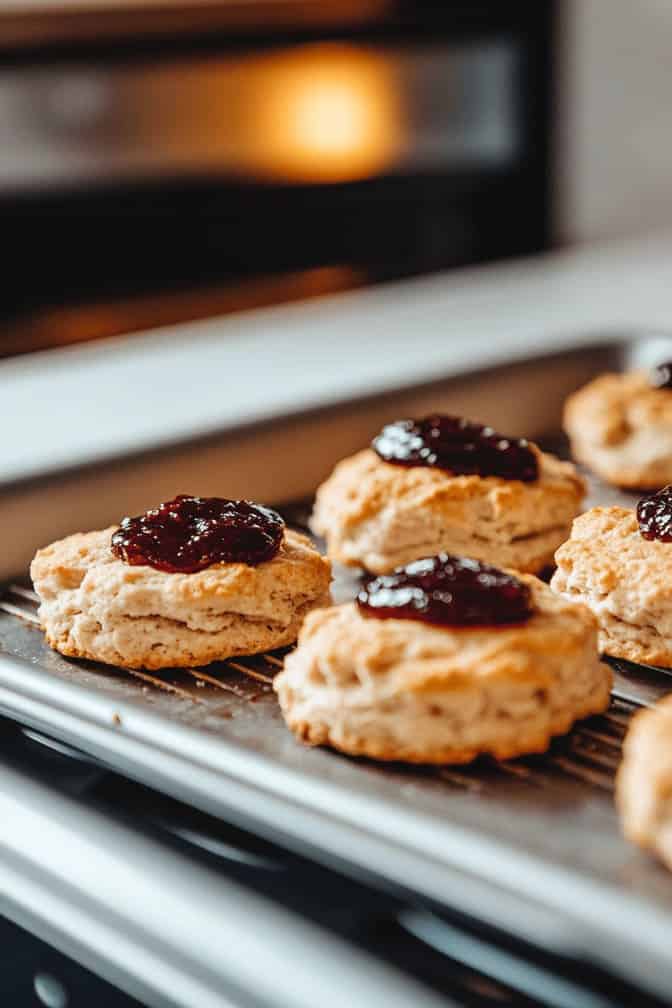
0,3,553,356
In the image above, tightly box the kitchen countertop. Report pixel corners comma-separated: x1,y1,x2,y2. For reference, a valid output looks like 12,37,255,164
5,230,672,488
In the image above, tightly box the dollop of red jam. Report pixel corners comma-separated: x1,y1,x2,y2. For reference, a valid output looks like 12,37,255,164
372,416,538,482
111,495,285,573
637,486,672,541
356,554,533,628
650,361,672,390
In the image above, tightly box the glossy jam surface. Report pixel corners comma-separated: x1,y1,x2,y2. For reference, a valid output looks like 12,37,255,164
372,415,538,481
650,361,672,390
637,485,672,541
356,554,533,628
111,495,285,573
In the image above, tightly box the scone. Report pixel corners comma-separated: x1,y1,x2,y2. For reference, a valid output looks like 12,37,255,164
617,696,672,870
564,369,672,489
31,496,331,670
275,556,610,764
312,416,585,575
551,499,672,667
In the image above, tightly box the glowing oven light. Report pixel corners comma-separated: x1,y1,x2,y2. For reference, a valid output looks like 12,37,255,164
244,44,401,183
133,43,401,184
293,79,372,158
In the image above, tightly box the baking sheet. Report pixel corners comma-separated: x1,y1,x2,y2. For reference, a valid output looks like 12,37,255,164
3,339,672,998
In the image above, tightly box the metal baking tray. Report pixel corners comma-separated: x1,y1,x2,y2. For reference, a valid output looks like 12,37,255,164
3,336,672,1000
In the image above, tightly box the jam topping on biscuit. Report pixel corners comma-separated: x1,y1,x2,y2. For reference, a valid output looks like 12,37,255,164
650,361,672,390
637,486,672,542
111,495,285,573
372,415,538,482
357,553,533,628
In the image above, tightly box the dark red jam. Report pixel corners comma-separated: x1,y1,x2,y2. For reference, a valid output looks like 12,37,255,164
650,361,672,389
111,495,285,573
356,553,533,628
372,415,538,482
637,486,672,541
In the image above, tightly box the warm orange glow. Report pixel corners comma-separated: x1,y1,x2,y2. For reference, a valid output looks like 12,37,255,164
123,42,401,184
294,77,374,158
239,44,401,183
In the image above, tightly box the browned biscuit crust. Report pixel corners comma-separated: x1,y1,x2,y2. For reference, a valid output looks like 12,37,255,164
31,527,331,670
617,696,672,868
552,506,672,667
564,371,672,489
311,445,585,575
274,578,611,764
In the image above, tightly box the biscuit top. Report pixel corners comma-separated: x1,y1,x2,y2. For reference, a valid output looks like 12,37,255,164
564,371,672,446
556,505,668,569
554,506,672,624
292,578,596,695
31,526,331,617
314,446,584,535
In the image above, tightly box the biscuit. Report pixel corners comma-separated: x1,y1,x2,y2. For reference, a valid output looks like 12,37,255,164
31,527,331,670
564,371,672,489
311,446,584,575
617,696,672,869
274,578,611,764
551,505,672,666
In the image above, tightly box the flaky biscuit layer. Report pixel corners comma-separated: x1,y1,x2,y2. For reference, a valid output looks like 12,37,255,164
31,527,331,669
311,446,584,575
274,578,611,764
564,371,672,489
617,696,672,869
552,506,672,667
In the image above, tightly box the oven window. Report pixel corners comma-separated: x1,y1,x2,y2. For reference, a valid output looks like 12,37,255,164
0,41,520,187
1,9,551,357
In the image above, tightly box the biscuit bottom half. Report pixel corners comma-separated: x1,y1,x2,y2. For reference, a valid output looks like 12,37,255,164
274,580,611,765
617,697,672,869
31,527,332,670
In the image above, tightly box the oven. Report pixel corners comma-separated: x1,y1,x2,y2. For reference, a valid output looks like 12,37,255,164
6,4,664,1005
0,1,554,357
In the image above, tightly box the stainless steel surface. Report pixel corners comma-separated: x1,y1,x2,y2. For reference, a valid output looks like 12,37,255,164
3,338,672,999
0,762,451,1008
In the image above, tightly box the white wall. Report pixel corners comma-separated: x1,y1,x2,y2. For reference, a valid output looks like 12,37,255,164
559,0,672,243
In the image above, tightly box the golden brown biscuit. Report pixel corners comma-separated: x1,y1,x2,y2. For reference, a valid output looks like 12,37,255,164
31,527,331,670
311,446,584,575
564,371,672,489
274,578,611,764
551,506,672,667
617,696,672,869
